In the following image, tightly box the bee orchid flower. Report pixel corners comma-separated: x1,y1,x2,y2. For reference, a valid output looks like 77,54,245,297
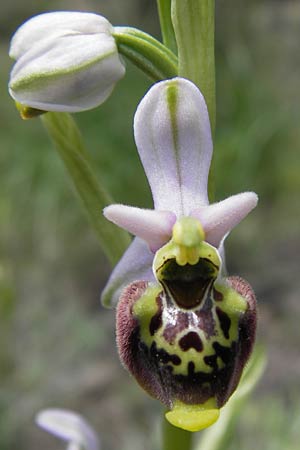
8,11,125,114
102,77,257,432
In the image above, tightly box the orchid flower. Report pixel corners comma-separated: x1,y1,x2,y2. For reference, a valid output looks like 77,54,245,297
102,77,258,307
8,12,125,115
36,408,100,450
101,78,257,432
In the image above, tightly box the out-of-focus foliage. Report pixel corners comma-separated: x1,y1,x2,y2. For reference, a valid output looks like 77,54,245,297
1,1,300,450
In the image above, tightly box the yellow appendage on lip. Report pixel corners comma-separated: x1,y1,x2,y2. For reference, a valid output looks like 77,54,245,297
165,399,220,432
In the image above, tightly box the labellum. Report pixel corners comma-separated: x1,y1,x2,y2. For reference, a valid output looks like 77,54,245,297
116,218,256,432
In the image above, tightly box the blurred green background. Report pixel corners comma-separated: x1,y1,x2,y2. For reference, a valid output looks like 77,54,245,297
1,1,300,449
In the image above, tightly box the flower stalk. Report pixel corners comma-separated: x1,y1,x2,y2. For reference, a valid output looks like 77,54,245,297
162,416,193,450
42,112,130,265
113,27,178,81
156,0,178,54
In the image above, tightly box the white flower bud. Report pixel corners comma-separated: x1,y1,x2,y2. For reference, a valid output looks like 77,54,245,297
8,11,125,112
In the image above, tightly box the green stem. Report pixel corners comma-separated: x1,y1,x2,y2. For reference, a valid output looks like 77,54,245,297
162,416,193,450
172,0,216,201
113,27,178,81
172,0,215,135
41,112,131,265
156,0,177,54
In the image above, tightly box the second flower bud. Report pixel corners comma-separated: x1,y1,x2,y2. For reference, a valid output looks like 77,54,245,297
8,11,125,113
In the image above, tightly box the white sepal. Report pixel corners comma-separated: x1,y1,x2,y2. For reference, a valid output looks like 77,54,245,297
134,77,213,216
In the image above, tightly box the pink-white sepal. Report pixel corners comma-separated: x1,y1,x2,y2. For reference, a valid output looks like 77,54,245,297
104,204,176,252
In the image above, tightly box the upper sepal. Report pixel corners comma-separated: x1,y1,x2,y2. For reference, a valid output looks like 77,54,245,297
134,77,213,216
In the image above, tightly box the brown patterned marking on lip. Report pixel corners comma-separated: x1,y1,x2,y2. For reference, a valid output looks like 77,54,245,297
204,341,233,371
213,341,232,365
163,310,189,344
188,361,196,376
149,295,163,336
179,331,203,352
150,341,181,366
195,307,216,338
213,288,223,302
216,307,231,339
116,281,149,372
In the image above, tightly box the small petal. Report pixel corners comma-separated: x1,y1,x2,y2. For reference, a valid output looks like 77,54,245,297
101,237,155,307
36,409,100,450
104,204,176,252
134,78,212,216
9,12,125,112
191,192,258,247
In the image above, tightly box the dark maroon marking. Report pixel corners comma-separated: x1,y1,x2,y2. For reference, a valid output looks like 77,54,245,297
216,307,231,339
213,288,223,302
226,276,257,382
204,353,218,372
173,340,238,407
188,361,195,376
116,281,149,371
195,307,216,338
163,310,189,344
179,331,203,352
204,341,233,371
212,341,232,365
149,296,163,336
150,341,181,366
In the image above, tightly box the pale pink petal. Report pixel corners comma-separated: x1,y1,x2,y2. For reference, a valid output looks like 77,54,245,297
101,237,155,308
36,409,100,450
104,204,176,252
134,78,212,216
191,192,258,247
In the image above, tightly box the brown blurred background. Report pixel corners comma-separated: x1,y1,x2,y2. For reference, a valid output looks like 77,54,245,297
1,1,300,449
